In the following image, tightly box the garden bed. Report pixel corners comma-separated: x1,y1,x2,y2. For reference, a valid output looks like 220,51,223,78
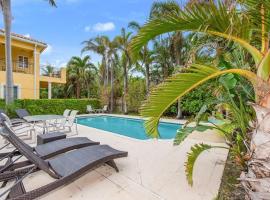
217,151,246,199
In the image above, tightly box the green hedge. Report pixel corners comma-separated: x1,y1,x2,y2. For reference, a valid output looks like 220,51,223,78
0,99,100,116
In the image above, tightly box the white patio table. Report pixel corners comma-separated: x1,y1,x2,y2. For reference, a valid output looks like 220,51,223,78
23,115,64,134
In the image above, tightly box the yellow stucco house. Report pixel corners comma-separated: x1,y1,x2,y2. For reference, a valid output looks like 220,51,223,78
0,29,66,99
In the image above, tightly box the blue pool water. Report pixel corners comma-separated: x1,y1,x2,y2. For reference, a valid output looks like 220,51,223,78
77,116,181,140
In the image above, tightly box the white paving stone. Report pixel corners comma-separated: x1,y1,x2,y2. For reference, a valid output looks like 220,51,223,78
1,114,229,200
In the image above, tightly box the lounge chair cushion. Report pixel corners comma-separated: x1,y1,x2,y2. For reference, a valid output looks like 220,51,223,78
49,145,128,177
35,137,99,158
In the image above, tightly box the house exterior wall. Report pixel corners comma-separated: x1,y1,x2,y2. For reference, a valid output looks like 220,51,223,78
0,33,66,99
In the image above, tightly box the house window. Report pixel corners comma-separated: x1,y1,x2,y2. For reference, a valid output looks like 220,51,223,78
3,86,19,99
18,56,29,68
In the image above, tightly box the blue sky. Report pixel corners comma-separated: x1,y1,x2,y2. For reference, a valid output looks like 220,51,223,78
0,0,156,68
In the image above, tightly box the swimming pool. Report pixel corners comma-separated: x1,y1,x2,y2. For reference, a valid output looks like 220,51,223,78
77,116,181,140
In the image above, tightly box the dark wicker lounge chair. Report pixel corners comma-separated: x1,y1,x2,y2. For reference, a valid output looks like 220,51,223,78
0,137,100,172
15,109,30,119
0,122,128,200
0,109,25,126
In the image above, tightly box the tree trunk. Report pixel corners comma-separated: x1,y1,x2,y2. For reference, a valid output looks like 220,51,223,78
76,82,80,98
110,62,114,112
102,57,107,86
145,63,150,96
2,0,14,104
123,64,128,114
176,46,183,119
240,103,270,199
176,98,182,119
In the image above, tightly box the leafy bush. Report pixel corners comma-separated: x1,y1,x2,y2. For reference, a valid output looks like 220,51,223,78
128,78,146,113
180,84,215,116
0,99,100,116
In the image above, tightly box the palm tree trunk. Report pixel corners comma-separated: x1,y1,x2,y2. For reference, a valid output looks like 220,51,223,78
241,103,270,199
110,63,114,112
176,98,182,119
123,64,128,114
2,0,14,104
76,82,80,98
145,63,150,96
102,57,107,86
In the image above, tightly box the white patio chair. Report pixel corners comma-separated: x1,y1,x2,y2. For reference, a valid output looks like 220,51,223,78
54,110,78,135
63,109,71,117
86,105,96,113
0,113,36,144
102,105,108,113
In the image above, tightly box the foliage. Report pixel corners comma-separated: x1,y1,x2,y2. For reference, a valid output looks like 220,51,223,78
66,56,97,98
127,77,146,112
0,99,100,116
174,124,213,145
128,1,270,191
140,64,257,138
185,143,212,186
180,83,216,116
42,64,55,76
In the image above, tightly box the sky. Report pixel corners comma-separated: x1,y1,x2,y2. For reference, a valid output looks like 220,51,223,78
0,0,156,68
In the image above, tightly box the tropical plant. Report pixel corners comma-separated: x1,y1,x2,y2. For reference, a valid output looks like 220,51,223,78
114,28,133,114
128,21,152,96
128,77,146,113
82,36,111,86
0,0,56,104
42,64,55,76
129,1,270,197
67,56,96,98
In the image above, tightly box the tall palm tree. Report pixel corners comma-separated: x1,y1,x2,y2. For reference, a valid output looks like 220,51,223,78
129,0,270,197
114,28,133,114
149,1,186,119
0,0,56,104
128,21,152,96
82,36,111,86
67,56,96,98
107,39,119,112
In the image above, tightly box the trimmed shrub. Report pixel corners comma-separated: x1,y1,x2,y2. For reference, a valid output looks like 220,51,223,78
0,99,100,116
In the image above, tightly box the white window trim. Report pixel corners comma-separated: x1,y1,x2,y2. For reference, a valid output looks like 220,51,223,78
0,84,21,99
18,55,29,68
0,84,3,99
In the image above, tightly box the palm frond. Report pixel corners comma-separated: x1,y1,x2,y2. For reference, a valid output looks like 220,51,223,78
140,64,258,138
129,1,262,65
46,0,57,7
174,125,213,145
185,143,212,186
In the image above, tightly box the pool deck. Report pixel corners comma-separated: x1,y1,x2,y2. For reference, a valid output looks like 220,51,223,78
2,114,228,200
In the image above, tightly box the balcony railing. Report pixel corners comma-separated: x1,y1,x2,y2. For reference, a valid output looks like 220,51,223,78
0,59,34,74
40,65,62,78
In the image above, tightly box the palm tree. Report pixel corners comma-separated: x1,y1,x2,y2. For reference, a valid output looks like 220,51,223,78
82,36,111,86
129,0,270,197
149,1,186,119
0,0,56,104
114,28,133,114
42,64,54,76
128,21,151,96
67,56,96,98
107,39,119,112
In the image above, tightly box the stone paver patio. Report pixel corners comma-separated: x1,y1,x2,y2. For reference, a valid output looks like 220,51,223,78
1,115,228,200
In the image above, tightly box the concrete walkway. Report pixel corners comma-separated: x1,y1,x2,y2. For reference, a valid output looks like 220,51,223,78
4,115,228,200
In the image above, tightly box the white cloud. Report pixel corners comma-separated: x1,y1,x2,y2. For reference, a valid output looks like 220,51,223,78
93,22,115,32
23,33,30,38
43,44,53,55
84,26,91,32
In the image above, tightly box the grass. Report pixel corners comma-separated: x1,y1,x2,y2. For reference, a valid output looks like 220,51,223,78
217,151,246,199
